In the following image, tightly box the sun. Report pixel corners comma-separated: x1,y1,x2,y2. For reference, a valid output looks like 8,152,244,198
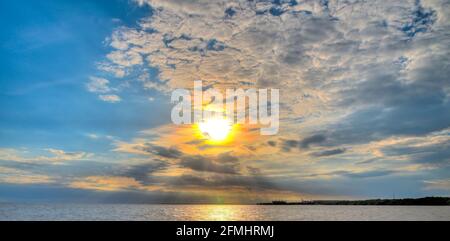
198,118,233,141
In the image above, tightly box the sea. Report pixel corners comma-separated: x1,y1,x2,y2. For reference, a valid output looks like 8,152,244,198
1,204,449,221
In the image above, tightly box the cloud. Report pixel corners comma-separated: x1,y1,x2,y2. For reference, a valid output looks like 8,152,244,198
280,134,328,152
142,143,183,159
122,161,168,185
121,140,242,174
0,148,92,163
97,0,450,138
267,140,277,147
0,166,53,184
86,133,100,139
180,155,239,174
423,179,450,191
217,153,239,163
302,169,397,179
300,134,327,148
169,173,276,192
86,77,122,103
378,133,450,166
44,149,92,162
69,176,142,191
312,148,346,157
107,49,143,67
78,0,450,200
98,94,121,103
346,128,450,168
86,77,112,93
278,134,331,153
100,0,450,117
97,62,126,78
281,139,299,152
342,170,397,179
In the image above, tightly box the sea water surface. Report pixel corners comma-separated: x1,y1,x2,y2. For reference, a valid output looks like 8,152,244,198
1,204,449,221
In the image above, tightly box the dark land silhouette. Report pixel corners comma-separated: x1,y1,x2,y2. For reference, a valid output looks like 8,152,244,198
257,197,450,206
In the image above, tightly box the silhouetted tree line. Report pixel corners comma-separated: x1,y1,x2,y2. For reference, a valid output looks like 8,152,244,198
257,197,450,206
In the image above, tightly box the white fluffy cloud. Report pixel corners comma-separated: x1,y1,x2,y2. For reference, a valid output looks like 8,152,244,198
86,77,111,93
101,0,448,122
99,94,122,103
86,76,122,103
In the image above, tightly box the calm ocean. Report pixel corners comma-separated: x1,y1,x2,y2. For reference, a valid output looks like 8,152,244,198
1,204,449,221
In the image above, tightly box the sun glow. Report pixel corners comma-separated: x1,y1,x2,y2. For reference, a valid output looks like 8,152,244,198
198,118,233,142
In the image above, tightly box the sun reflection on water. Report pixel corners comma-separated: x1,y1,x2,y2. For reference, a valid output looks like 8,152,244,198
202,205,240,221
174,205,261,221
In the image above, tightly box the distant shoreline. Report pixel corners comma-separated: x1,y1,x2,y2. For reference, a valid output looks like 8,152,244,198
257,197,450,206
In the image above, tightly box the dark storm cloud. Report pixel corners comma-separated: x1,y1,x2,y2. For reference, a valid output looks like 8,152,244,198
217,153,239,163
169,173,276,191
246,166,262,175
121,160,168,185
163,158,354,196
300,134,326,148
179,155,239,174
280,134,328,151
142,144,183,159
311,148,346,157
267,140,277,147
282,139,299,151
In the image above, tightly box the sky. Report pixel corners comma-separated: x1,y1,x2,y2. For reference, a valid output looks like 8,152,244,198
0,0,449,204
